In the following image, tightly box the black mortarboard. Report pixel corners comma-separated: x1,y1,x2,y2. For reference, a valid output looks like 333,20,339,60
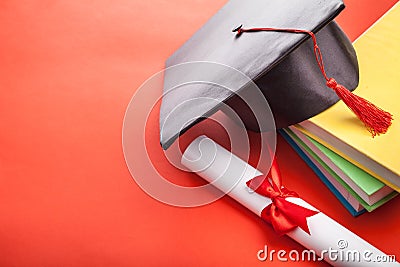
159,0,392,150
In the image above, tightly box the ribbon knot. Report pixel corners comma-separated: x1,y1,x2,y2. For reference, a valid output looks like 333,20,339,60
246,157,319,236
326,78,338,89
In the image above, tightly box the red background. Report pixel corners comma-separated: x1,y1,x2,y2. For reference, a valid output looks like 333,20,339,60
1,0,399,266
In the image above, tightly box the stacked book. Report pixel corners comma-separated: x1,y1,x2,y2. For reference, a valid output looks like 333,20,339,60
280,3,400,216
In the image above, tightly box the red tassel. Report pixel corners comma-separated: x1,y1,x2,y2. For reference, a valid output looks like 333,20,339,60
234,25,394,136
326,78,393,137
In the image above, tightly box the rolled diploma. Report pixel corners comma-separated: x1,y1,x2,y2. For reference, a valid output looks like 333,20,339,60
181,136,398,266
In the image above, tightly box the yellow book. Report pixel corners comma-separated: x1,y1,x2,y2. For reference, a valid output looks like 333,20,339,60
297,3,400,191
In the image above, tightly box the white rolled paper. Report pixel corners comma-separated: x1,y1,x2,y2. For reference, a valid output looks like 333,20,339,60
181,135,399,266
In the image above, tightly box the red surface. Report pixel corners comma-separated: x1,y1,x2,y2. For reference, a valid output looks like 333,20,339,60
1,0,399,266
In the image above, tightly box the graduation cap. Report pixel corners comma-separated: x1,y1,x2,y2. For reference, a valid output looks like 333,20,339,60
160,0,392,150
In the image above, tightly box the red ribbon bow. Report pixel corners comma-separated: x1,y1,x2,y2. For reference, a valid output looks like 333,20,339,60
246,156,319,236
